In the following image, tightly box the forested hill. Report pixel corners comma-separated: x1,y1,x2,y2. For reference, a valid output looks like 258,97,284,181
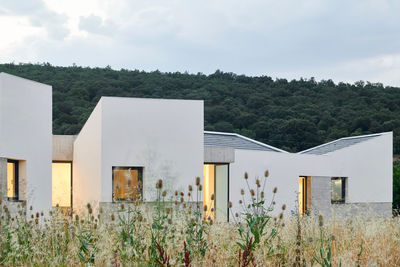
1,63,400,154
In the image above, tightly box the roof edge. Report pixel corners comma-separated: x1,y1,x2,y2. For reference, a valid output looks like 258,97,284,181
298,132,392,154
204,131,289,153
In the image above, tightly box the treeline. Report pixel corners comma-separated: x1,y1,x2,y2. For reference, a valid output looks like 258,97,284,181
1,62,400,154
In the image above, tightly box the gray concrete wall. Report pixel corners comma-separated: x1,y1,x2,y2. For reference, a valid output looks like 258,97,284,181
0,157,6,201
53,135,76,161
204,146,235,163
331,202,392,217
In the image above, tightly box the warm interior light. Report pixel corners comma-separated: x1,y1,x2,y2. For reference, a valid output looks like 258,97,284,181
203,164,215,220
52,162,71,207
298,177,305,216
7,162,15,198
113,168,141,200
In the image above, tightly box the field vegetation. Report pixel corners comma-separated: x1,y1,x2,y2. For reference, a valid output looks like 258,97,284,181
1,175,399,266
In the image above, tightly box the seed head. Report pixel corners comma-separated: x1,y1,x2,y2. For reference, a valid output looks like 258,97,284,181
111,214,115,221
174,200,178,206
256,179,260,186
228,202,232,208
180,192,184,197
211,194,215,201
180,197,184,203
250,189,255,196
156,179,163,189
282,204,286,211
244,172,248,179
239,200,243,204
198,185,202,191
162,190,167,197
279,213,283,220
175,191,178,196
273,187,277,194
120,203,125,210
204,205,208,212
264,170,269,178
240,189,245,195
36,212,39,218
261,191,264,199
188,185,193,192
196,177,201,186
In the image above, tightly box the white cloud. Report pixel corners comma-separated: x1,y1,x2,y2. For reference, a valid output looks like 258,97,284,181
1,0,399,86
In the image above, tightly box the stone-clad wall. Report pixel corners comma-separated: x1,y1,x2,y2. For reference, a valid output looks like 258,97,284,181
310,176,392,217
310,176,332,217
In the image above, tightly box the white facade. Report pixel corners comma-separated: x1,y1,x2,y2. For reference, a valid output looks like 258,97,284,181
0,73,393,219
0,73,52,215
73,97,203,213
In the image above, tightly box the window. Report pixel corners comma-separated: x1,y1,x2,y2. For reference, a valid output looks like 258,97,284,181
112,167,143,201
331,177,346,203
52,162,72,207
7,160,19,200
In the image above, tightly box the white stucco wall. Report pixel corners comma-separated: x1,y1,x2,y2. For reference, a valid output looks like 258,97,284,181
229,133,392,217
72,97,203,213
100,97,204,202
229,149,332,216
328,132,392,203
72,102,103,213
0,73,52,215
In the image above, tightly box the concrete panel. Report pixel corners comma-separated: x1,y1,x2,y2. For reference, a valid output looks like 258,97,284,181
53,135,76,161
310,176,332,216
204,146,235,163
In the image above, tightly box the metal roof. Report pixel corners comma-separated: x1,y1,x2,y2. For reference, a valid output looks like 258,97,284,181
298,133,385,155
204,131,287,152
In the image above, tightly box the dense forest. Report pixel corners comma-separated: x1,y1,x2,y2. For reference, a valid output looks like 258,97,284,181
1,63,400,154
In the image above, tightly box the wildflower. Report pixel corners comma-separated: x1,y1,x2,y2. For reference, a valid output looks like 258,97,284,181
196,177,200,186
180,192,184,197
36,212,39,218
256,179,260,186
240,189,245,195
198,185,202,191
250,189,255,196
281,223,285,227
211,194,215,201
239,200,243,204
188,185,193,191
282,204,286,210
318,215,324,227
228,202,232,208
264,170,269,178
244,172,248,179
175,191,178,196
156,179,163,189
211,208,214,212
162,190,167,197
273,187,277,193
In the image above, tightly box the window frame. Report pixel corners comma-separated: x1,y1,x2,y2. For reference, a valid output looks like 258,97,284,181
112,166,143,202
331,177,346,204
7,159,19,201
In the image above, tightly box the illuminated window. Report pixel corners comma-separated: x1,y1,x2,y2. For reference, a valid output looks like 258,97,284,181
7,160,19,200
52,162,72,207
112,167,143,201
331,177,346,203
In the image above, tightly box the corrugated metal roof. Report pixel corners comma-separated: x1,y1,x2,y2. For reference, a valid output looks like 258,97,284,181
204,131,286,152
299,133,383,155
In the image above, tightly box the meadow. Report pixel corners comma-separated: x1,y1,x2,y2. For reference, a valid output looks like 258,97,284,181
0,176,399,266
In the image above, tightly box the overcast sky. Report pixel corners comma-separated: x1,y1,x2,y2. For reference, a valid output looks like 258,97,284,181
1,0,400,86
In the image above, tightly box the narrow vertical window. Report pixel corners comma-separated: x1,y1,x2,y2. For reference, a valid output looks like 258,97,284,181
112,167,143,201
331,177,346,203
7,160,19,200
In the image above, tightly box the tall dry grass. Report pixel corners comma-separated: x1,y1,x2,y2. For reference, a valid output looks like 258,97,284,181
0,175,399,266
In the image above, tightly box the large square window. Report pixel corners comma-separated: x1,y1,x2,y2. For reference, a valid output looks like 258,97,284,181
112,167,143,201
331,177,346,203
7,160,19,201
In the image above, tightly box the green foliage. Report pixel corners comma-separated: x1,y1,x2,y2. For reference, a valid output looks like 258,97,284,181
1,63,400,154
